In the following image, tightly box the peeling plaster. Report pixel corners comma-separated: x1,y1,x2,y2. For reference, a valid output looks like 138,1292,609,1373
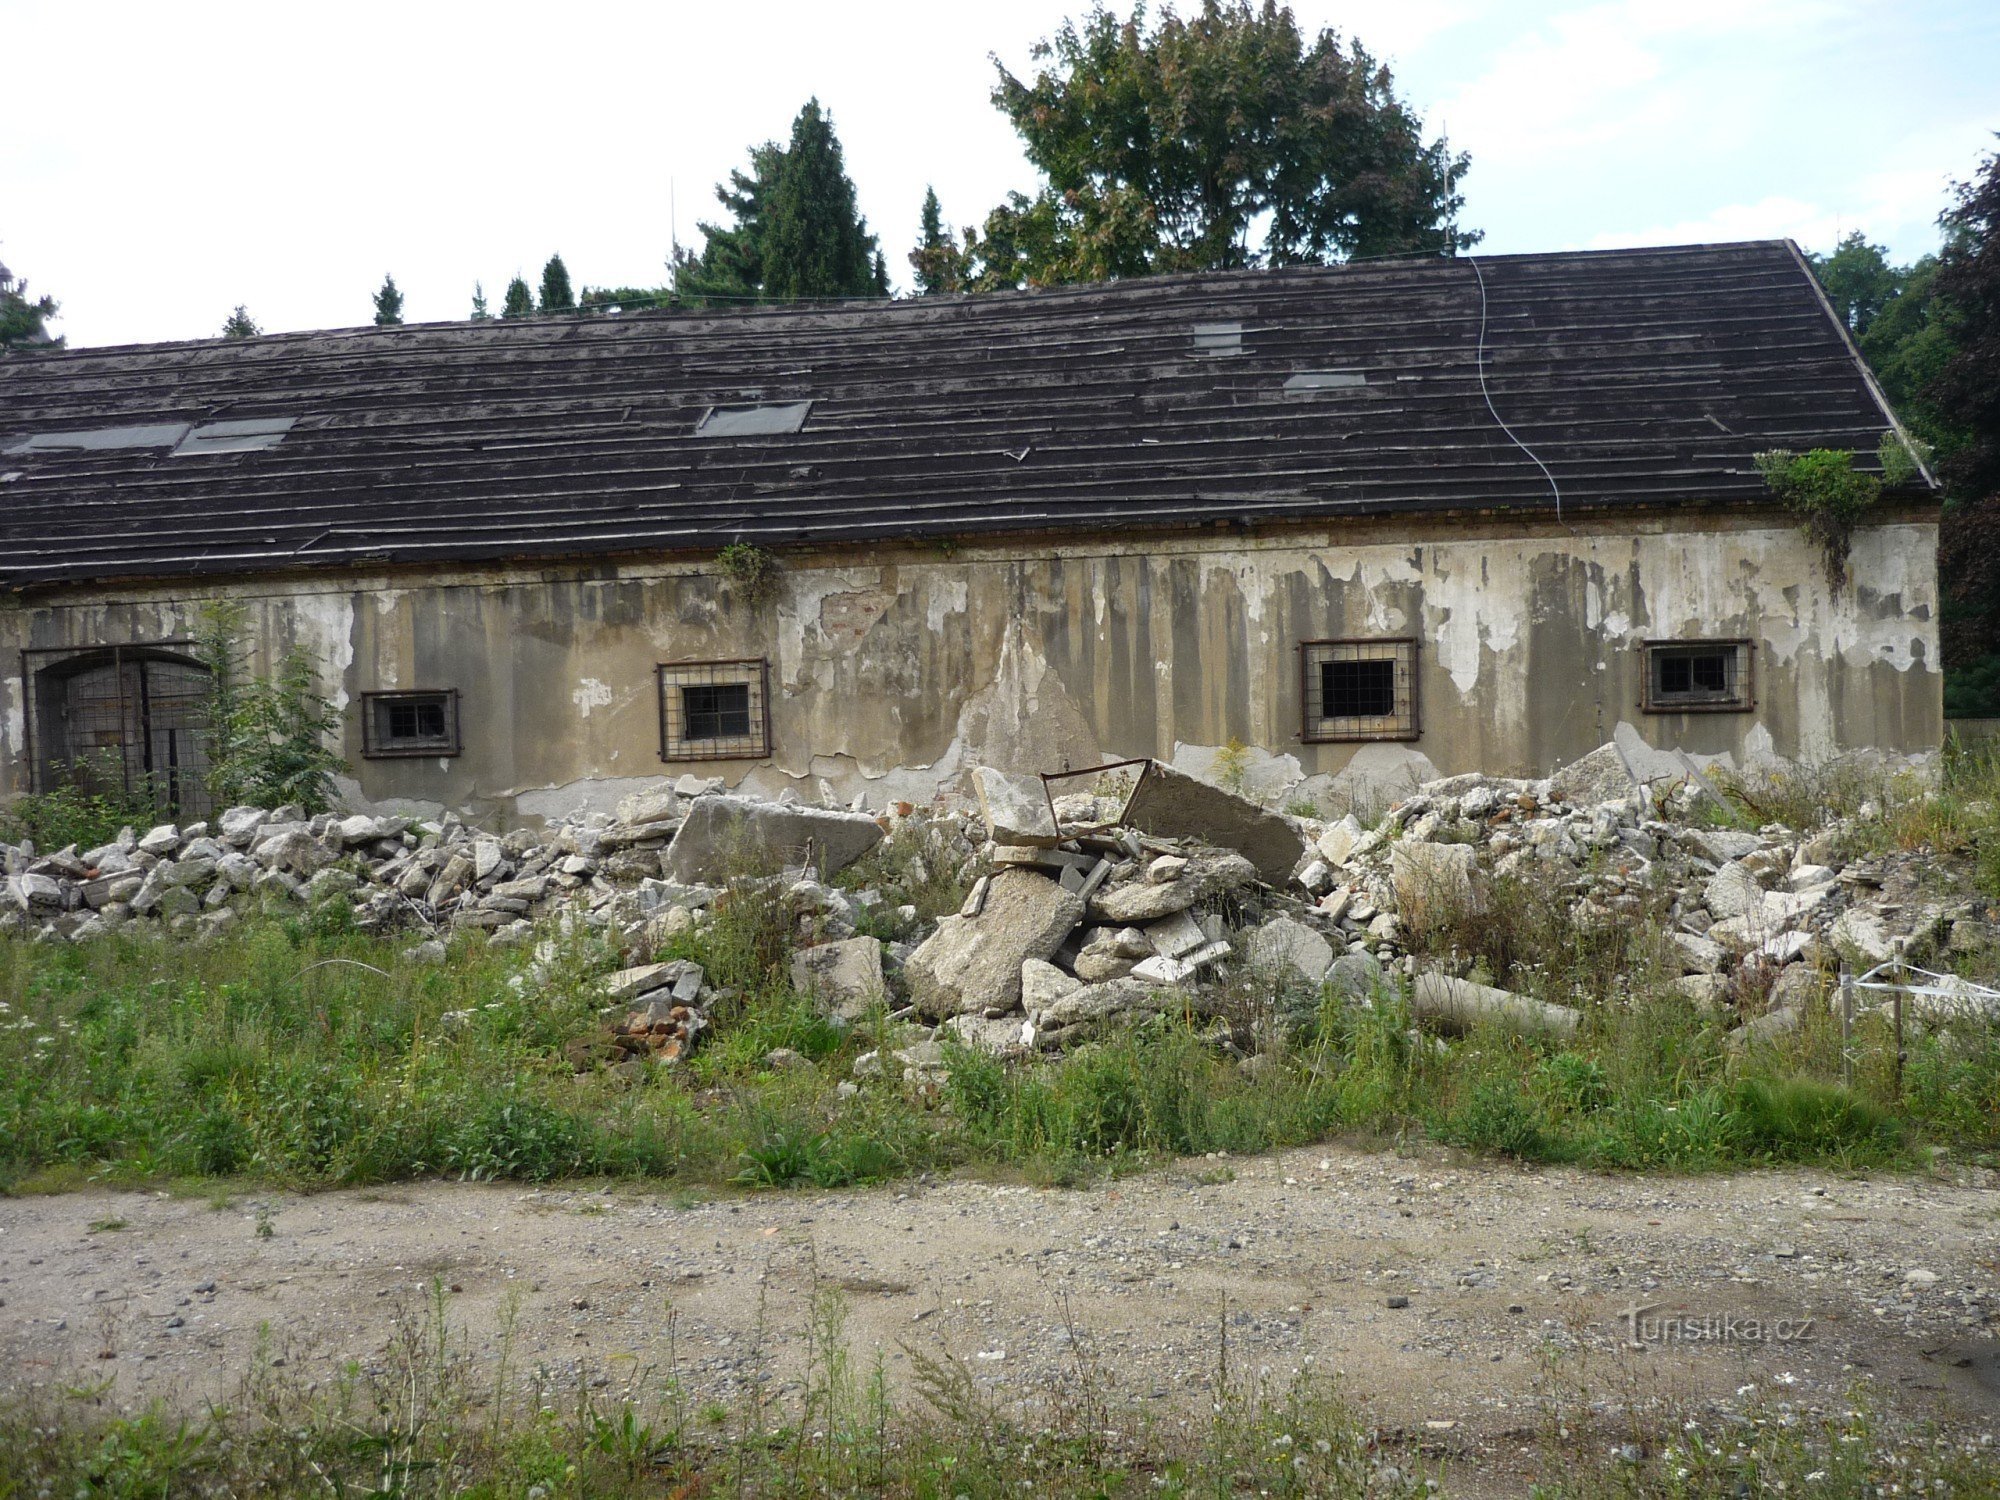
571,678,613,717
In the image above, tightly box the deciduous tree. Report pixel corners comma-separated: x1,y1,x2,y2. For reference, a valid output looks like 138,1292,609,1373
964,1,1475,290
0,256,62,352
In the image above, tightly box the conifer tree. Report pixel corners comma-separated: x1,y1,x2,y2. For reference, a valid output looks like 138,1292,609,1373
676,101,884,305
373,273,405,326
909,186,963,295
221,305,260,339
470,282,491,320
539,253,575,312
502,277,535,317
762,99,883,301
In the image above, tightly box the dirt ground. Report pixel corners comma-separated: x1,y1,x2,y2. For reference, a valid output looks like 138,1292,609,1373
3,1142,1996,1488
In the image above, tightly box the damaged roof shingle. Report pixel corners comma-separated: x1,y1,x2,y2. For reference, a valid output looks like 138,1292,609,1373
0,240,1918,590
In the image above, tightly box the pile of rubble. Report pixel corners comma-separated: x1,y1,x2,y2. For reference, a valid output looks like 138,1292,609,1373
4,738,1995,1075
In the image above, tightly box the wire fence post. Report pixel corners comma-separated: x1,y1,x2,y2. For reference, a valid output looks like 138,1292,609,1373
1839,967,1854,1092
1892,988,1905,1105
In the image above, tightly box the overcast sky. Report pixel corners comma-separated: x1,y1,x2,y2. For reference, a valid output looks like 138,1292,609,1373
4,0,1995,348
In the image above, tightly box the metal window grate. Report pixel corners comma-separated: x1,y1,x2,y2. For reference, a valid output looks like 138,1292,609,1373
1299,638,1420,742
1641,640,1753,713
657,659,772,762
20,642,214,819
360,689,462,758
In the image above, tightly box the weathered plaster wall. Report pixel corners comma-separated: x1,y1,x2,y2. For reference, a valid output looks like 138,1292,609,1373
0,509,1941,823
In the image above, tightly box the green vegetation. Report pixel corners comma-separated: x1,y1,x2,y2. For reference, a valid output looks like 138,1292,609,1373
0,1279,1427,1500
2,1286,1989,1498
1752,434,1924,591
715,540,782,603
196,600,347,815
0,254,61,351
371,271,403,326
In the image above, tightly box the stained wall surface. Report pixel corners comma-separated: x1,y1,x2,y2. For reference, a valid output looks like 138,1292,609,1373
0,509,1942,823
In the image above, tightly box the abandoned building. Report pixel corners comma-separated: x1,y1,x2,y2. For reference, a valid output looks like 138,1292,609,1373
0,240,1941,825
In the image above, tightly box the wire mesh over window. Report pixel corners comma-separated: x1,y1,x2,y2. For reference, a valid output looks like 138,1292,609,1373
657,659,772,762
361,690,461,758
1642,640,1753,712
21,643,214,819
1299,638,1420,742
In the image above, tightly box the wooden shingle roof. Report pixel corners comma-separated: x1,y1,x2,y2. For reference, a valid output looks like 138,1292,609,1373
0,240,1914,591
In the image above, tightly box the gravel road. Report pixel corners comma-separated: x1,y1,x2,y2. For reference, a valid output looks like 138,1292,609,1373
3,1142,1995,1484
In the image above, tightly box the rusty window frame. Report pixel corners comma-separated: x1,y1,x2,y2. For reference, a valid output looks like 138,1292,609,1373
360,689,462,758
1640,639,1755,713
1298,638,1421,743
656,658,772,762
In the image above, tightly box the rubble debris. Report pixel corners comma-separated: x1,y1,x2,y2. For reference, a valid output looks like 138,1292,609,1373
904,867,1085,1019
1121,764,1309,886
659,795,883,884
973,767,1061,847
790,937,885,1021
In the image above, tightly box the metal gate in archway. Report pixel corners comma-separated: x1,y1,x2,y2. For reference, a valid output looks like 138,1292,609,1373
21,643,215,821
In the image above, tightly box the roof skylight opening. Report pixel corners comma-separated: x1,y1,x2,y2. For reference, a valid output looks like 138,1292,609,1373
1189,321,1244,356
169,418,297,457
694,400,812,438
3,423,190,455
1283,371,1367,395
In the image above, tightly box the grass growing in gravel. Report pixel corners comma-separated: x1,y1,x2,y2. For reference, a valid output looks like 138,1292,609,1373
0,1277,1429,1500
3,1280,1992,1499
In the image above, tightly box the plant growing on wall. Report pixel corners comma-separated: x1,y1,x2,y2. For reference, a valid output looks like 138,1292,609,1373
197,602,348,813
1754,433,1927,592
716,542,781,604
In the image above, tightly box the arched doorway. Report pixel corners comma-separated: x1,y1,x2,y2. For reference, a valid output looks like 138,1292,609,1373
25,645,214,820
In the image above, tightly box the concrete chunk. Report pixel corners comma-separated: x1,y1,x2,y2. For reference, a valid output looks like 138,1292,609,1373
905,868,1084,1019
1410,971,1579,1039
660,796,883,883
1245,916,1334,986
1121,764,1309,885
790,937,885,1020
973,766,1061,846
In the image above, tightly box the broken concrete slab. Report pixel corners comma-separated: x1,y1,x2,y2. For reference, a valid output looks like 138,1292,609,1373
973,766,1061,847
1121,764,1308,886
1087,850,1258,924
616,786,681,827
790,937,885,1020
1703,861,1765,920
1245,916,1334,987
1830,908,1896,966
660,795,883,883
1131,939,1230,985
905,868,1084,1019
1021,957,1083,1013
1315,814,1367,867
1326,950,1384,1001
1390,841,1477,922
1547,742,1634,808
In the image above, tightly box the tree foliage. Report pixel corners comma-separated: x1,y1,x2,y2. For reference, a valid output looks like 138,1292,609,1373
948,1,1474,291
196,602,347,814
909,186,961,295
0,256,62,352
1931,143,2000,502
470,281,491,320
502,277,535,318
539,253,576,312
221,305,260,339
372,273,405,326
675,102,886,305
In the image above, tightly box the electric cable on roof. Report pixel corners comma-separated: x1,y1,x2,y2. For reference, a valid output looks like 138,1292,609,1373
1467,253,1565,525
